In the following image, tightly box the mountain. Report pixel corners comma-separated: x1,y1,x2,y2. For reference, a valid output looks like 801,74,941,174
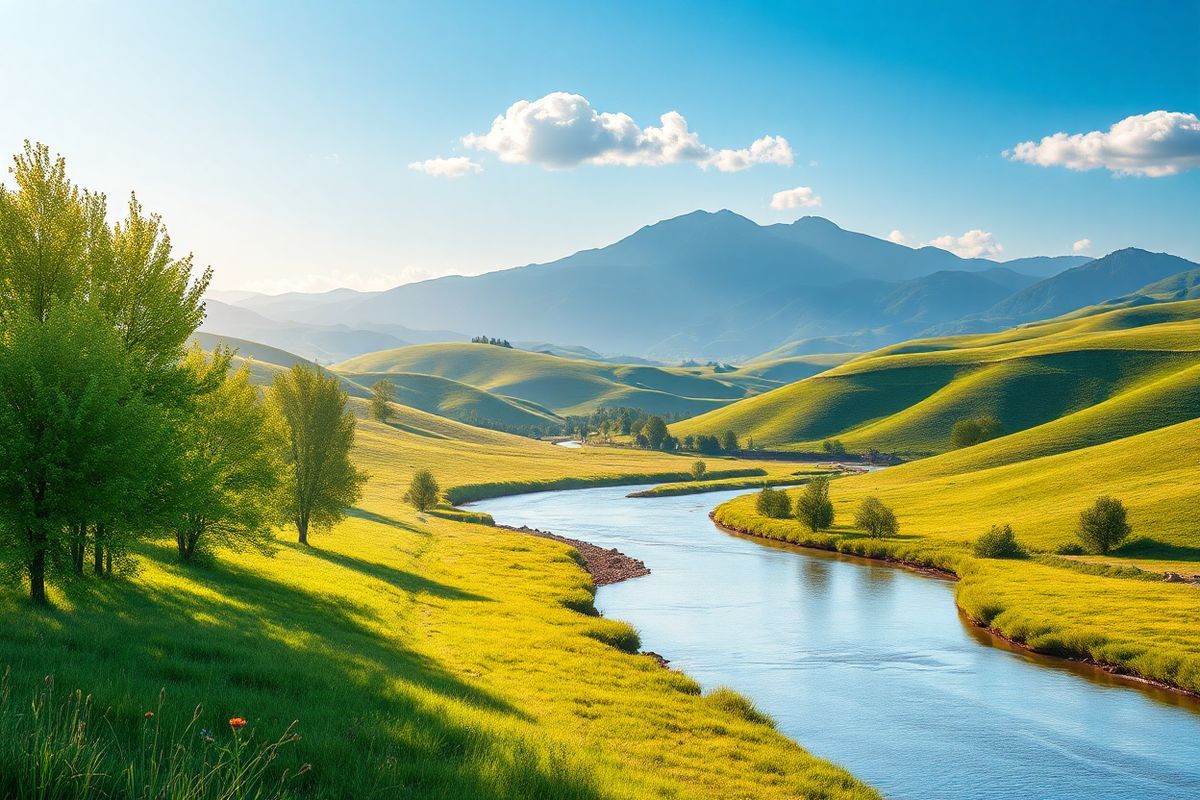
218,211,1098,360
932,249,1199,334
672,299,1200,456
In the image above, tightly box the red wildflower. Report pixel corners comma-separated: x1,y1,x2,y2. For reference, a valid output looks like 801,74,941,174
144,711,154,718
229,717,248,730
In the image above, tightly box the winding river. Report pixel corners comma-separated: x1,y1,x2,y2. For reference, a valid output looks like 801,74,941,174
471,485,1200,800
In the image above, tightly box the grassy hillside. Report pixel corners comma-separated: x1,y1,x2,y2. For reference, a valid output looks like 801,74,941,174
192,332,374,399
341,370,563,429
712,413,1200,694
333,343,779,417
0,401,874,799
674,299,1200,454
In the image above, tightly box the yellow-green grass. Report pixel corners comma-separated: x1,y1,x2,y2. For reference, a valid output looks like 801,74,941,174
728,352,858,384
332,343,776,417
192,332,373,399
0,402,874,798
341,370,563,429
674,299,1200,454
711,414,1200,693
627,468,837,498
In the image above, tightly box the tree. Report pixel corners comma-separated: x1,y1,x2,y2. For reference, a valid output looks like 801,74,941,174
633,432,649,448
643,416,668,449
696,434,722,455
1077,496,1132,554
370,378,396,423
721,430,739,453
690,461,707,481
404,469,440,512
755,487,791,519
270,364,367,545
854,496,898,538
973,524,1023,559
821,439,846,455
951,415,1002,449
683,434,696,451
168,349,287,563
794,476,834,532
0,308,162,602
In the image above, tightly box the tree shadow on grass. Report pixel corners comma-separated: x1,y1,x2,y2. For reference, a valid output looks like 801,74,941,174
345,505,427,533
0,547,602,799
284,542,492,603
1113,536,1200,563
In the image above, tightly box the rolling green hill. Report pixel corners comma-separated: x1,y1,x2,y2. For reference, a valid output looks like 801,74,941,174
673,299,1200,454
333,342,785,417
339,371,562,429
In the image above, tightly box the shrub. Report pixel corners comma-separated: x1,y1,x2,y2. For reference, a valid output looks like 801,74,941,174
1055,542,1086,556
854,496,898,538
690,461,707,481
972,524,1023,558
1077,496,1132,554
404,469,441,512
721,430,739,453
794,476,834,532
821,439,846,455
755,487,791,519
950,415,1002,448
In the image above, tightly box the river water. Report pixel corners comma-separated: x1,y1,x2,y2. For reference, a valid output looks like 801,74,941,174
471,485,1200,800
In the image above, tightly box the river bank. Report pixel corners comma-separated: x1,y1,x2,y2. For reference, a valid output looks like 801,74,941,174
496,523,650,585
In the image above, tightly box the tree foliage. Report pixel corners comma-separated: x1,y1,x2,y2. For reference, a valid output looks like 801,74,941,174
642,416,668,449
370,378,395,423
794,476,834,532
720,430,739,453
404,469,441,512
270,364,366,545
755,487,792,519
854,496,898,538
689,461,707,481
950,415,1002,449
973,524,1023,559
1077,496,1131,554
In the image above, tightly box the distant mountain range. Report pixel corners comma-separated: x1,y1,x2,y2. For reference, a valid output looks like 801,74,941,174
206,211,1197,360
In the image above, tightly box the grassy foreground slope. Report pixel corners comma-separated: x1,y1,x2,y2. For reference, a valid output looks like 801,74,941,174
333,343,781,417
713,413,1200,693
674,299,1200,454
1,402,874,799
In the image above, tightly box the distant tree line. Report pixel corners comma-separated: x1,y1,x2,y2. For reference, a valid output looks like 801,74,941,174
470,335,513,348
0,143,366,604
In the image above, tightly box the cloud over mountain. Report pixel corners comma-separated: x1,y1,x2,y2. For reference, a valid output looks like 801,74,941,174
462,92,793,172
889,229,1004,258
1005,110,1200,177
770,186,822,209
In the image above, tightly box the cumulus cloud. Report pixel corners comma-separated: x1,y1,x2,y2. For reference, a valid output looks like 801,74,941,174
1005,111,1200,177
408,156,483,177
770,186,822,210
888,228,1004,258
462,92,793,172
1072,238,1092,253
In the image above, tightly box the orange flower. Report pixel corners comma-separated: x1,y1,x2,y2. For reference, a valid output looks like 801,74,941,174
229,717,247,730
144,711,154,718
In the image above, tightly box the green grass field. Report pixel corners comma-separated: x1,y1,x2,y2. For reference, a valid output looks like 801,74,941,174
0,400,875,799
332,343,787,417
673,299,1200,455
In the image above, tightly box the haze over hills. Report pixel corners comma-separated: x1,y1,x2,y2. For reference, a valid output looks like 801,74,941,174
210,211,1104,360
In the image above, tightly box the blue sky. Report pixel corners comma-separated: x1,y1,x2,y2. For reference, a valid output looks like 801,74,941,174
1,0,1197,291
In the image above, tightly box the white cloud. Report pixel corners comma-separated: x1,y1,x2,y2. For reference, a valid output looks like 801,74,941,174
1072,238,1092,253
408,156,483,178
889,228,1004,258
1005,111,1200,177
769,186,822,210
462,92,793,171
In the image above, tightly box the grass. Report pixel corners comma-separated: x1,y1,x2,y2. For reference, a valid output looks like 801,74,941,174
0,399,876,799
626,468,835,498
331,343,786,417
673,299,1200,454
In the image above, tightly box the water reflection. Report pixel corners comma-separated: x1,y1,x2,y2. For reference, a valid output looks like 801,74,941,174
472,485,1200,800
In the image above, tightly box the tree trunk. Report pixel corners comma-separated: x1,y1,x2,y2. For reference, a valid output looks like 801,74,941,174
297,516,309,546
29,548,47,606
94,540,104,575
105,550,112,577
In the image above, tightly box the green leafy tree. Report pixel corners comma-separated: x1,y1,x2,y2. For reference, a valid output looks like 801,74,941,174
683,434,696,451
1077,496,1132,554
755,487,791,519
370,378,396,423
854,496,898,538
721,430,739,453
973,524,1023,559
168,348,288,563
950,415,1003,449
643,416,668,449
696,434,722,455
690,461,707,481
794,476,834,532
821,439,846,455
0,309,163,603
404,469,441,512
270,364,367,545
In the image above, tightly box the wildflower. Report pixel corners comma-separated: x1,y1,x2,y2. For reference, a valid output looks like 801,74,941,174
144,711,154,719
229,716,248,730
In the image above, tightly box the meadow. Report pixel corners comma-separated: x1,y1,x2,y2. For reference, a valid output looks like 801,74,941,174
0,400,876,799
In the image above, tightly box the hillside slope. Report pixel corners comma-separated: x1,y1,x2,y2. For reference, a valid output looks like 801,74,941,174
333,342,782,417
673,299,1200,454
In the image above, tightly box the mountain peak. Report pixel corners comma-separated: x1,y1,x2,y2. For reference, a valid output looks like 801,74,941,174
790,215,841,230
